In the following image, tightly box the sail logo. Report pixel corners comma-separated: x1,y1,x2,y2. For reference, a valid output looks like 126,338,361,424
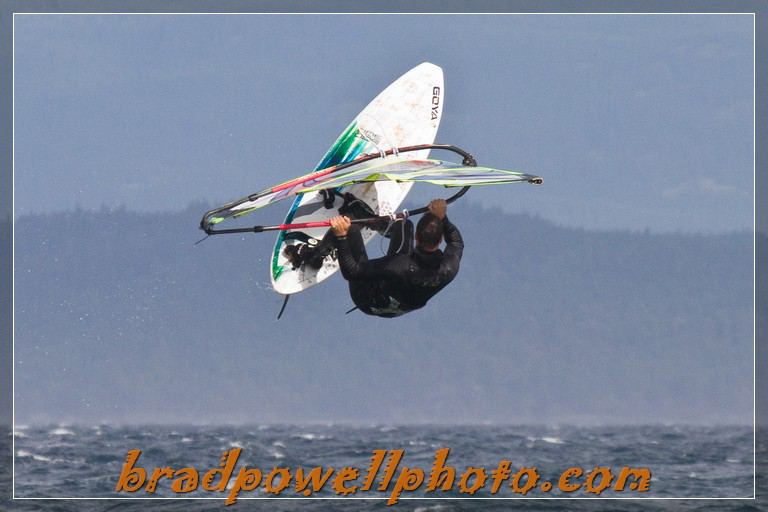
431,86,441,120
358,127,382,145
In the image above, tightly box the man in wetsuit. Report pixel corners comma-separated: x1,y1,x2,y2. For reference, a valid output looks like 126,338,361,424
326,198,463,318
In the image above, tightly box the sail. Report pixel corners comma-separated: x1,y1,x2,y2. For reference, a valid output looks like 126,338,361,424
301,158,539,190
202,157,541,228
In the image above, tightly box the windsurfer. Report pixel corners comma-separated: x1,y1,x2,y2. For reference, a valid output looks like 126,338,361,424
299,199,463,317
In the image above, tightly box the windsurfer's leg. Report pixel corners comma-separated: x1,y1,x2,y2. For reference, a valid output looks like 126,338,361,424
306,223,367,269
297,229,336,270
313,228,337,255
348,281,375,315
343,226,377,313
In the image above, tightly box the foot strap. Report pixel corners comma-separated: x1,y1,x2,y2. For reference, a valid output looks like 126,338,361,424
338,192,376,219
320,189,337,209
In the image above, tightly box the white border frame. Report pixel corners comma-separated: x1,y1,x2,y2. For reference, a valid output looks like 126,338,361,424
10,10,758,504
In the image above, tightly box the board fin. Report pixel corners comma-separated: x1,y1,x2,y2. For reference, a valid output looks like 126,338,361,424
277,294,290,320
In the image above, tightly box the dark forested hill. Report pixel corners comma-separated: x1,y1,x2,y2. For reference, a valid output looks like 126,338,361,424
8,202,758,425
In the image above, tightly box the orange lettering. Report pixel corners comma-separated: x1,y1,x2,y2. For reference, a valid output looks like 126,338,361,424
115,450,146,492
614,466,652,492
378,450,404,491
387,467,424,505
265,467,292,495
458,467,487,495
171,467,198,493
145,467,173,494
559,467,583,492
490,460,512,494
426,448,455,491
361,450,386,491
225,467,262,506
510,466,539,495
202,448,241,491
332,467,359,495
295,466,335,496
584,466,613,495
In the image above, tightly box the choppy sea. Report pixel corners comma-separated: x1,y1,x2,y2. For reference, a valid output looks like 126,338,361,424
3,424,764,511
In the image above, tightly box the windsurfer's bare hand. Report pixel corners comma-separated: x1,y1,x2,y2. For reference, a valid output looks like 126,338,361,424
428,199,447,220
330,215,351,237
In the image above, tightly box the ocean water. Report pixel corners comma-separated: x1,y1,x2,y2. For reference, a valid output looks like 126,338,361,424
3,424,763,511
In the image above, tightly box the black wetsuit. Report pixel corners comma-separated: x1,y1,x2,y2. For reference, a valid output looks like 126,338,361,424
334,217,463,317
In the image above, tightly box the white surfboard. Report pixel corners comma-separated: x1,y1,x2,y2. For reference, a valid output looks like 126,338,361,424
270,62,444,295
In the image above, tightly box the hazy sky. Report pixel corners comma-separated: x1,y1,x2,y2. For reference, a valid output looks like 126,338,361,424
14,14,754,232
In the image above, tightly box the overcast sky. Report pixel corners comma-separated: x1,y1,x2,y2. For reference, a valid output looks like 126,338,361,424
13,13,754,233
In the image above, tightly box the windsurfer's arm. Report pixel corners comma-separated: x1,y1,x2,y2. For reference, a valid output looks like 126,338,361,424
330,215,352,238
442,216,464,265
437,197,463,276
426,198,463,264
331,216,395,280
